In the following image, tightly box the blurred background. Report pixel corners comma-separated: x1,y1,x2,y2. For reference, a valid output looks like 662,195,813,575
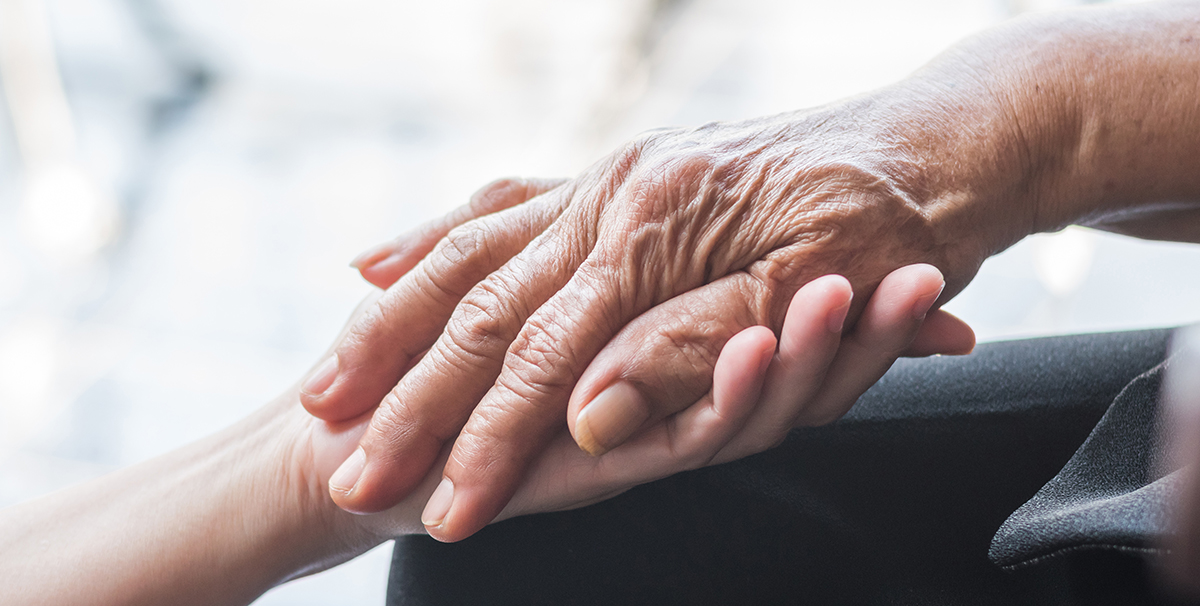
0,0,1196,603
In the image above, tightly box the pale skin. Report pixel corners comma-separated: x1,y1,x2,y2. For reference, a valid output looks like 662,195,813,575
0,266,966,606
303,0,1200,547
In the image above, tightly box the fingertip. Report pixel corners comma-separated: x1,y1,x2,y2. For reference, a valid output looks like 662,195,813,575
329,447,366,498
885,262,944,292
300,391,362,423
328,449,388,515
952,340,976,356
421,477,455,529
941,312,977,355
723,325,777,374
800,273,853,303
349,242,393,270
872,263,946,324
572,381,651,456
894,262,943,283
327,461,393,515
422,473,508,543
359,250,423,290
301,354,339,395
752,328,777,374
329,430,446,515
789,275,853,334
713,325,775,416
300,355,350,421
911,285,946,322
733,324,778,352
903,310,976,357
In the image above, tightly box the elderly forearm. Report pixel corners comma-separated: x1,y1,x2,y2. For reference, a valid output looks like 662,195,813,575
901,1,1200,247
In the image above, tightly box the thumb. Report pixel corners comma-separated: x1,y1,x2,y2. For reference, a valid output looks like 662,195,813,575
567,271,851,457
568,264,952,458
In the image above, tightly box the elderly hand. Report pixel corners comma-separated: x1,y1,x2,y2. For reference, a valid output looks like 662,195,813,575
302,37,1045,541
301,80,1017,541
314,184,978,546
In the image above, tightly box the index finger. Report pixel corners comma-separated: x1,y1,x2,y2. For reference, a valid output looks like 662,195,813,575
353,178,569,289
300,184,573,423
417,257,632,541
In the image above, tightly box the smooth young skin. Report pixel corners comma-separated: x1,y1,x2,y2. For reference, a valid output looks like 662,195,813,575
301,1,1200,542
0,265,959,606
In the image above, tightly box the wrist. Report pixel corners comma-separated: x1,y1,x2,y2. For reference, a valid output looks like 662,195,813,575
804,78,1044,297
883,4,1200,253
878,54,1063,260
241,392,385,583
0,389,386,606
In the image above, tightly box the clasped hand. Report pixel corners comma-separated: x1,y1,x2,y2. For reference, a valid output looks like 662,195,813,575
300,112,977,542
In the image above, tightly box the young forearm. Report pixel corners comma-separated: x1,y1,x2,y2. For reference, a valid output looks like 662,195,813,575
0,394,376,606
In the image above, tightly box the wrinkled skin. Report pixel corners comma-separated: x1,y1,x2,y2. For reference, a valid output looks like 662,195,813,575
303,97,996,541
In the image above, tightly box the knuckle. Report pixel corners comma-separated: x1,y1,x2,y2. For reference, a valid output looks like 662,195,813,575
601,128,673,180
448,392,553,480
420,219,506,297
365,392,421,454
436,221,494,269
433,329,502,376
628,126,676,153
750,253,802,296
489,380,556,428
498,347,578,404
658,149,716,179
343,297,401,351
509,312,580,375
448,426,507,479
495,360,568,404
618,134,652,163
469,177,525,214
627,153,711,209
650,313,723,377
442,283,524,366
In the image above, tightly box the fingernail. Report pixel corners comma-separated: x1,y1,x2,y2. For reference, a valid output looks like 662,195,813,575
349,243,392,270
330,447,366,493
911,281,946,320
827,295,852,333
422,478,455,527
301,354,339,396
574,381,649,457
359,251,405,278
